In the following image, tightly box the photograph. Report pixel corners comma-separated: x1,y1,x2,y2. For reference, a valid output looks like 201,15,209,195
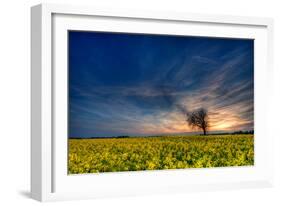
68,31,254,174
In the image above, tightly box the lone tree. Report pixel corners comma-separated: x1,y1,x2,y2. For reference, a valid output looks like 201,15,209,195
186,108,209,135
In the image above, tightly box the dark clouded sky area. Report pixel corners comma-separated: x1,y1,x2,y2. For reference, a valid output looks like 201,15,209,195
69,31,254,137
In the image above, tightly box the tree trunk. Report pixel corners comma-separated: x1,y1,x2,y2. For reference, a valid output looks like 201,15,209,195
203,128,206,135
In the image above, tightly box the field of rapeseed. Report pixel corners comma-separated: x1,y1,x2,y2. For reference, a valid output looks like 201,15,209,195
68,134,254,174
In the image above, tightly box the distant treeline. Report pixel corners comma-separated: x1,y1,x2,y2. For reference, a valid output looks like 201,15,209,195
232,130,254,134
69,130,254,139
208,130,254,135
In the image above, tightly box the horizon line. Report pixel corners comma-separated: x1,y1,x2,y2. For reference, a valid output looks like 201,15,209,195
69,129,254,139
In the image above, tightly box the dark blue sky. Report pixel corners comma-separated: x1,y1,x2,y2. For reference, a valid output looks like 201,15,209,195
69,31,254,137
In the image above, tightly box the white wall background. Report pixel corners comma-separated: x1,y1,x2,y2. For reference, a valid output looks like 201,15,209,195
0,0,280,205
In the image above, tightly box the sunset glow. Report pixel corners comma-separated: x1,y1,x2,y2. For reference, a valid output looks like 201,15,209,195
69,32,253,137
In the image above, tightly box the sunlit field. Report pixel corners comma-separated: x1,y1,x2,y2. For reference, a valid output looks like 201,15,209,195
68,134,254,174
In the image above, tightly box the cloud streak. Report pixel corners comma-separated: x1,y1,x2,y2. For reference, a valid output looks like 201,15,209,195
69,32,254,137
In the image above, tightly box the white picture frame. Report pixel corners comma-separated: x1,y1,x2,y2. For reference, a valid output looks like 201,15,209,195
31,3,274,202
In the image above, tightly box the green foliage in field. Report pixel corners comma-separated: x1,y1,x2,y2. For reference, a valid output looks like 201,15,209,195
68,134,254,174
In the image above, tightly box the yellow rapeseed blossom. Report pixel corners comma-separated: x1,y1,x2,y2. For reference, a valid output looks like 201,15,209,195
68,134,254,174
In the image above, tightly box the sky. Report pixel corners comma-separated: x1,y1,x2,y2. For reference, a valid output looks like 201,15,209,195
68,31,254,137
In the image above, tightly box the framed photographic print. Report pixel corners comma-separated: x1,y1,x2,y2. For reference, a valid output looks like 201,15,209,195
31,3,274,201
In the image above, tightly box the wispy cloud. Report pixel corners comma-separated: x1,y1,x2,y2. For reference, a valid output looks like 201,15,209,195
69,32,254,137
